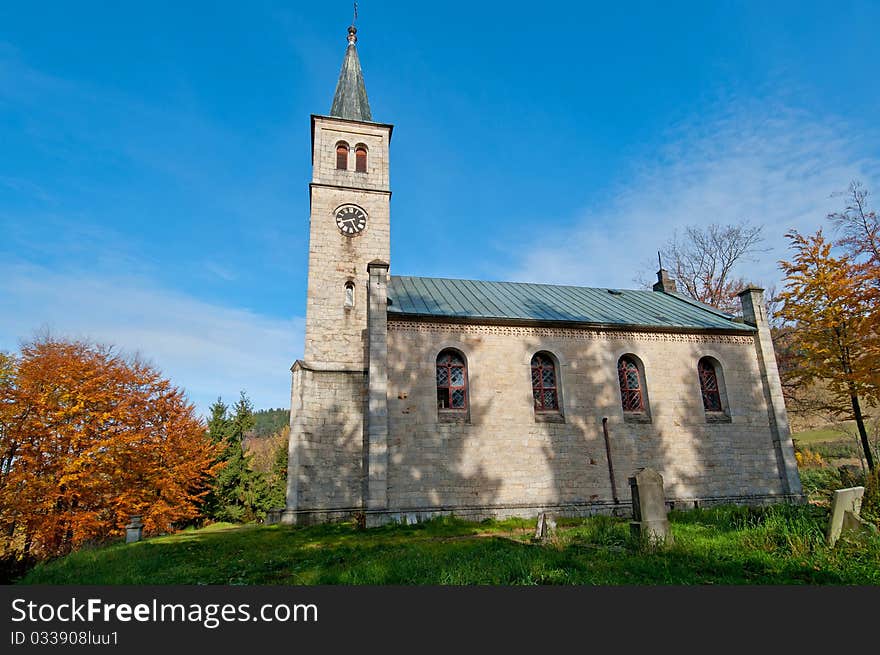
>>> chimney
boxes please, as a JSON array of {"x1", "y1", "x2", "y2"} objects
[
  {"x1": 652, "y1": 268, "x2": 677, "y2": 293},
  {"x1": 738, "y1": 286, "x2": 766, "y2": 327}
]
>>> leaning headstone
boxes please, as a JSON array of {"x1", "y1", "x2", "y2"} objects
[
  {"x1": 125, "y1": 515, "x2": 144, "y2": 544},
  {"x1": 826, "y1": 486, "x2": 878, "y2": 546},
  {"x1": 533, "y1": 512, "x2": 557, "y2": 541},
  {"x1": 629, "y1": 468, "x2": 673, "y2": 546}
]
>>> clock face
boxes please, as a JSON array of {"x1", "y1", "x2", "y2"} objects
[{"x1": 335, "y1": 204, "x2": 368, "y2": 236}]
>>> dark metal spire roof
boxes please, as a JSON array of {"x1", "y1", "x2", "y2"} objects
[{"x1": 330, "y1": 26, "x2": 372, "y2": 122}]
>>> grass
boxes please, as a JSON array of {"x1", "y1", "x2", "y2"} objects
[
  {"x1": 18, "y1": 505, "x2": 880, "y2": 585},
  {"x1": 791, "y1": 422, "x2": 866, "y2": 463},
  {"x1": 791, "y1": 420, "x2": 876, "y2": 507},
  {"x1": 791, "y1": 421, "x2": 857, "y2": 445}
]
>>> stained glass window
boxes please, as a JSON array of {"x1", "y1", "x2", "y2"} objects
[
  {"x1": 699, "y1": 358, "x2": 723, "y2": 412},
  {"x1": 531, "y1": 353, "x2": 559, "y2": 411},
  {"x1": 436, "y1": 350, "x2": 467, "y2": 410},
  {"x1": 618, "y1": 356, "x2": 644, "y2": 412}
]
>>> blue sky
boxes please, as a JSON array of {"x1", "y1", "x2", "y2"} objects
[{"x1": 2, "y1": 1, "x2": 879, "y2": 415}]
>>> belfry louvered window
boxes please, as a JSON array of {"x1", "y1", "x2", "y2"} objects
[
  {"x1": 699, "y1": 358, "x2": 723, "y2": 412},
  {"x1": 436, "y1": 350, "x2": 467, "y2": 410},
  {"x1": 531, "y1": 353, "x2": 559, "y2": 411},
  {"x1": 618, "y1": 356, "x2": 644, "y2": 412}
]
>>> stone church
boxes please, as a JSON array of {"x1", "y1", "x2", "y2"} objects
[{"x1": 282, "y1": 26, "x2": 803, "y2": 526}]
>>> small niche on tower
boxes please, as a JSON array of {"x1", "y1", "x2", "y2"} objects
[{"x1": 344, "y1": 281, "x2": 355, "y2": 308}]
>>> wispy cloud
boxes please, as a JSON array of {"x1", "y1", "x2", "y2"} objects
[
  {"x1": 202, "y1": 261, "x2": 239, "y2": 282},
  {"x1": 503, "y1": 101, "x2": 880, "y2": 291},
  {"x1": 0, "y1": 263, "x2": 303, "y2": 417}
]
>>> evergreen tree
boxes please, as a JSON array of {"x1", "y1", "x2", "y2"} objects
[
  {"x1": 207, "y1": 398, "x2": 230, "y2": 444},
  {"x1": 230, "y1": 392, "x2": 255, "y2": 439},
  {"x1": 202, "y1": 398, "x2": 231, "y2": 519},
  {"x1": 266, "y1": 439, "x2": 289, "y2": 509},
  {"x1": 207, "y1": 392, "x2": 274, "y2": 522}
]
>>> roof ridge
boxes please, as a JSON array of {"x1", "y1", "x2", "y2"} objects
[
  {"x1": 662, "y1": 290, "x2": 740, "y2": 320},
  {"x1": 393, "y1": 273, "x2": 655, "y2": 293}
]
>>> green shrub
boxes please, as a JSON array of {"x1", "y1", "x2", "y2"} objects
[
  {"x1": 799, "y1": 467, "x2": 844, "y2": 503},
  {"x1": 837, "y1": 465, "x2": 866, "y2": 489}
]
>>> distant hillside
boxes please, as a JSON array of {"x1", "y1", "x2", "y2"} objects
[{"x1": 250, "y1": 408, "x2": 290, "y2": 438}]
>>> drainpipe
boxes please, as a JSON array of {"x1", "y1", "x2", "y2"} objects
[{"x1": 602, "y1": 417, "x2": 619, "y2": 505}]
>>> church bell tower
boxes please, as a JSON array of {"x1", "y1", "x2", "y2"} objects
[
  {"x1": 304, "y1": 25, "x2": 392, "y2": 370},
  {"x1": 285, "y1": 24, "x2": 393, "y2": 524}
]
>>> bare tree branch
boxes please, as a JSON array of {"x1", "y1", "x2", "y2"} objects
[
  {"x1": 829, "y1": 180, "x2": 880, "y2": 267},
  {"x1": 655, "y1": 220, "x2": 767, "y2": 312}
]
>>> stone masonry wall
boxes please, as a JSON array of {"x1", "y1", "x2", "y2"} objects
[
  {"x1": 312, "y1": 115, "x2": 390, "y2": 191},
  {"x1": 384, "y1": 320, "x2": 790, "y2": 516},
  {"x1": 286, "y1": 364, "x2": 366, "y2": 518},
  {"x1": 304, "y1": 116, "x2": 391, "y2": 368}
]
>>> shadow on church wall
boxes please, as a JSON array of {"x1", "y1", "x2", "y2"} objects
[
  {"x1": 527, "y1": 334, "x2": 785, "y2": 515},
  {"x1": 382, "y1": 312, "x2": 786, "y2": 520},
  {"x1": 289, "y1": 369, "x2": 368, "y2": 512},
  {"x1": 386, "y1": 332, "x2": 503, "y2": 514},
  {"x1": 291, "y1": 316, "x2": 786, "y2": 521}
]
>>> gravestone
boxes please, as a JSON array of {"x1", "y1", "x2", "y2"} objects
[
  {"x1": 533, "y1": 512, "x2": 557, "y2": 541},
  {"x1": 826, "y1": 486, "x2": 878, "y2": 546},
  {"x1": 629, "y1": 468, "x2": 672, "y2": 546},
  {"x1": 265, "y1": 509, "x2": 282, "y2": 525},
  {"x1": 125, "y1": 515, "x2": 144, "y2": 544}
]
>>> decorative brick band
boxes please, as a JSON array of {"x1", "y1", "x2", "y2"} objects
[{"x1": 387, "y1": 320, "x2": 756, "y2": 345}]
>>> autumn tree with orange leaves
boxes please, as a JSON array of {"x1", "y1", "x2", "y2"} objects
[
  {"x1": 777, "y1": 226, "x2": 878, "y2": 472},
  {"x1": 0, "y1": 336, "x2": 220, "y2": 560}
]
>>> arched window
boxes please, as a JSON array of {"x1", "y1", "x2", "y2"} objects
[
  {"x1": 344, "y1": 281, "x2": 355, "y2": 308},
  {"x1": 355, "y1": 145, "x2": 367, "y2": 173},
  {"x1": 698, "y1": 358, "x2": 723, "y2": 412},
  {"x1": 336, "y1": 142, "x2": 349, "y2": 170},
  {"x1": 618, "y1": 356, "x2": 645, "y2": 412},
  {"x1": 436, "y1": 350, "x2": 467, "y2": 410},
  {"x1": 531, "y1": 352, "x2": 559, "y2": 411}
]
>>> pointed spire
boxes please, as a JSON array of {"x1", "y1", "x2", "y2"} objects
[{"x1": 330, "y1": 25, "x2": 372, "y2": 122}]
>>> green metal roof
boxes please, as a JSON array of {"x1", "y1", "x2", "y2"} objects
[{"x1": 387, "y1": 276, "x2": 755, "y2": 332}]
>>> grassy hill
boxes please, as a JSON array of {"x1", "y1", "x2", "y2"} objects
[
  {"x1": 18, "y1": 505, "x2": 880, "y2": 585},
  {"x1": 790, "y1": 421, "x2": 878, "y2": 505},
  {"x1": 792, "y1": 421, "x2": 858, "y2": 445}
]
